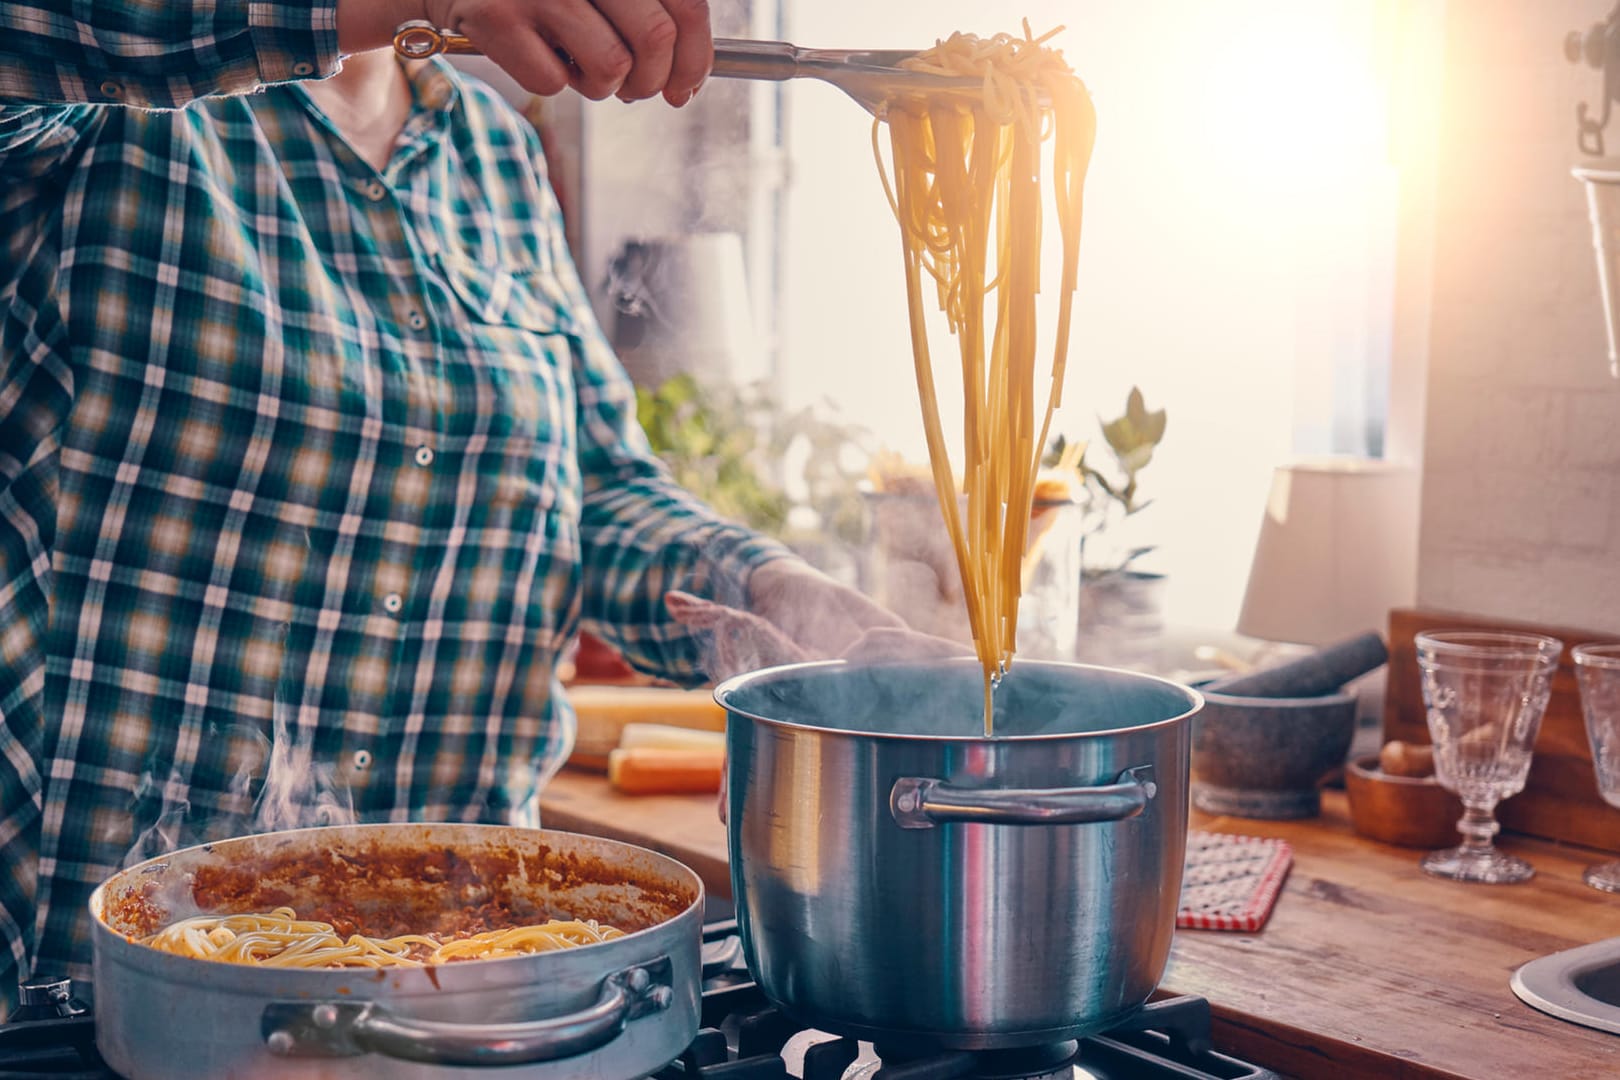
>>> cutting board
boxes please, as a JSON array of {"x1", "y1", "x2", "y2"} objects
[
  {"x1": 566, "y1": 684, "x2": 728, "y2": 771},
  {"x1": 1383, "y1": 608, "x2": 1620, "y2": 854}
]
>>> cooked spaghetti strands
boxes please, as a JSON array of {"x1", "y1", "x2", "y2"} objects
[
  {"x1": 139, "y1": 907, "x2": 626, "y2": 968},
  {"x1": 876, "y1": 25, "x2": 1096, "y2": 734}
]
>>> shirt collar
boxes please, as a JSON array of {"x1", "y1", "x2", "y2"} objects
[
  {"x1": 284, "y1": 53, "x2": 461, "y2": 179},
  {"x1": 407, "y1": 56, "x2": 461, "y2": 115},
  {"x1": 389, "y1": 57, "x2": 460, "y2": 174}
]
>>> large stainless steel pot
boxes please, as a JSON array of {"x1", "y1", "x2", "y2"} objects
[
  {"x1": 714, "y1": 658, "x2": 1202, "y2": 1050},
  {"x1": 90, "y1": 823, "x2": 703, "y2": 1079}
]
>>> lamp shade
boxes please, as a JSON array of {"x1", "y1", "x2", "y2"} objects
[
  {"x1": 1574, "y1": 161, "x2": 1620, "y2": 379},
  {"x1": 1236, "y1": 458, "x2": 1419, "y2": 646}
]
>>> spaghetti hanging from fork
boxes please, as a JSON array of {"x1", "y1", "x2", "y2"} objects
[{"x1": 872, "y1": 25, "x2": 1097, "y2": 735}]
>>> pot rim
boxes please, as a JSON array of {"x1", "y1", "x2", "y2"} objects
[
  {"x1": 713, "y1": 657, "x2": 1203, "y2": 742},
  {"x1": 1198, "y1": 688, "x2": 1357, "y2": 708},
  {"x1": 90, "y1": 823, "x2": 705, "y2": 990}
]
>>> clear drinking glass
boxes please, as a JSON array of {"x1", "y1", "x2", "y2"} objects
[
  {"x1": 1415, "y1": 630, "x2": 1563, "y2": 884},
  {"x1": 1574, "y1": 643, "x2": 1620, "y2": 893}
]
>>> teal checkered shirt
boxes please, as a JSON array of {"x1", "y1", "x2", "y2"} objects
[{"x1": 0, "y1": 1, "x2": 788, "y2": 998}]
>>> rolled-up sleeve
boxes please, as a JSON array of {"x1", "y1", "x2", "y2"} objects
[
  {"x1": 0, "y1": 0, "x2": 341, "y2": 109},
  {"x1": 526, "y1": 155, "x2": 795, "y2": 682}
]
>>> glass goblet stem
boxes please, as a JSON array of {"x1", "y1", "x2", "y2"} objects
[{"x1": 1455, "y1": 800, "x2": 1502, "y2": 856}]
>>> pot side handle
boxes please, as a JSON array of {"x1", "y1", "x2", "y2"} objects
[
  {"x1": 890, "y1": 767, "x2": 1157, "y2": 829},
  {"x1": 260, "y1": 957, "x2": 673, "y2": 1067}
]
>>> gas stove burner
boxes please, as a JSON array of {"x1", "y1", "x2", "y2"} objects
[
  {"x1": 0, "y1": 919, "x2": 1279, "y2": 1080},
  {"x1": 847, "y1": 1038, "x2": 1081, "y2": 1080},
  {"x1": 664, "y1": 926, "x2": 1280, "y2": 1080}
]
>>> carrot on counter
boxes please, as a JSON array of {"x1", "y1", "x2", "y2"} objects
[{"x1": 607, "y1": 746, "x2": 725, "y2": 795}]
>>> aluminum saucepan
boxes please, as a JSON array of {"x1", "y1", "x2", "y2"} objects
[
  {"x1": 90, "y1": 823, "x2": 703, "y2": 1079},
  {"x1": 715, "y1": 658, "x2": 1202, "y2": 1050}
]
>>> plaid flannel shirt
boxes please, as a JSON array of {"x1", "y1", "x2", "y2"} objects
[{"x1": 0, "y1": 1, "x2": 789, "y2": 999}]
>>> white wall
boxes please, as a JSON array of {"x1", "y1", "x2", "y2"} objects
[{"x1": 1415, "y1": 0, "x2": 1620, "y2": 634}]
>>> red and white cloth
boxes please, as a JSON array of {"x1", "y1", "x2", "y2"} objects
[{"x1": 1176, "y1": 831, "x2": 1294, "y2": 932}]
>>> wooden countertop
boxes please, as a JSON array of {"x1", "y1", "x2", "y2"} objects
[{"x1": 539, "y1": 768, "x2": 1620, "y2": 1079}]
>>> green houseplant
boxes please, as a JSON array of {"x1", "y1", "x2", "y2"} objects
[
  {"x1": 1046, "y1": 386, "x2": 1168, "y2": 580},
  {"x1": 1046, "y1": 386, "x2": 1169, "y2": 666},
  {"x1": 576, "y1": 373, "x2": 871, "y2": 683},
  {"x1": 634, "y1": 372, "x2": 873, "y2": 551}
]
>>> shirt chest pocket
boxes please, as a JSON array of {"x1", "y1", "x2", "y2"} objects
[{"x1": 431, "y1": 252, "x2": 579, "y2": 450}]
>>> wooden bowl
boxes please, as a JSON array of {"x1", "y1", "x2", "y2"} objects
[{"x1": 1343, "y1": 752, "x2": 1465, "y2": 848}]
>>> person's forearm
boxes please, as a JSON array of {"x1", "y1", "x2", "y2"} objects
[
  {"x1": 0, "y1": 1, "x2": 343, "y2": 110},
  {"x1": 578, "y1": 472, "x2": 795, "y2": 684}
]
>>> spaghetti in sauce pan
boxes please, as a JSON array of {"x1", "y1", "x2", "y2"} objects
[{"x1": 95, "y1": 822, "x2": 699, "y2": 970}]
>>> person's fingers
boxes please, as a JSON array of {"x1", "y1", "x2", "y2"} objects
[
  {"x1": 659, "y1": 0, "x2": 713, "y2": 105},
  {"x1": 427, "y1": 0, "x2": 707, "y2": 102},
  {"x1": 745, "y1": 559, "x2": 910, "y2": 657},
  {"x1": 457, "y1": 21, "x2": 573, "y2": 97},
  {"x1": 926, "y1": 542, "x2": 962, "y2": 602},
  {"x1": 533, "y1": 0, "x2": 635, "y2": 100},
  {"x1": 666, "y1": 590, "x2": 810, "y2": 679},
  {"x1": 590, "y1": 0, "x2": 678, "y2": 101},
  {"x1": 664, "y1": 589, "x2": 729, "y2": 629}
]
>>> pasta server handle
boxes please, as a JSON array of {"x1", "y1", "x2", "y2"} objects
[{"x1": 391, "y1": 22, "x2": 986, "y2": 115}]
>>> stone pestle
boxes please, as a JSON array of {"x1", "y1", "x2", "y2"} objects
[{"x1": 1201, "y1": 631, "x2": 1389, "y2": 699}]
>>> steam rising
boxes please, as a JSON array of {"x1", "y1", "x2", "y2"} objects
[
  {"x1": 123, "y1": 630, "x2": 354, "y2": 869},
  {"x1": 254, "y1": 700, "x2": 354, "y2": 834},
  {"x1": 724, "y1": 658, "x2": 1196, "y2": 739},
  {"x1": 666, "y1": 587, "x2": 973, "y2": 688}
]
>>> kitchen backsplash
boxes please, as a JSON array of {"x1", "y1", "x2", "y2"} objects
[{"x1": 1416, "y1": 0, "x2": 1620, "y2": 634}]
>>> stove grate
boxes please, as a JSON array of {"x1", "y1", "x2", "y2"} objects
[{"x1": 0, "y1": 920, "x2": 1280, "y2": 1080}]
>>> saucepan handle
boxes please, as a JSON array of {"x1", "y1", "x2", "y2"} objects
[
  {"x1": 261, "y1": 957, "x2": 673, "y2": 1066},
  {"x1": 889, "y1": 766, "x2": 1157, "y2": 829}
]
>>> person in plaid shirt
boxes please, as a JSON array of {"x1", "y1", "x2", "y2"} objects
[{"x1": 0, "y1": 0, "x2": 904, "y2": 1008}]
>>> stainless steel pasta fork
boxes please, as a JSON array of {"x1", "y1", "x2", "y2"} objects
[{"x1": 390, "y1": 22, "x2": 985, "y2": 116}]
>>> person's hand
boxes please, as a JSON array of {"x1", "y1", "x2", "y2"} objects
[
  {"x1": 663, "y1": 589, "x2": 809, "y2": 680},
  {"x1": 665, "y1": 559, "x2": 972, "y2": 684},
  {"x1": 743, "y1": 558, "x2": 904, "y2": 658},
  {"x1": 419, "y1": 0, "x2": 713, "y2": 105},
  {"x1": 666, "y1": 566, "x2": 969, "y2": 826}
]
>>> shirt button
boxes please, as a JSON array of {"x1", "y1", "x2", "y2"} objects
[
  {"x1": 365, "y1": 180, "x2": 387, "y2": 201},
  {"x1": 100, "y1": 81, "x2": 123, "y2": 98},
  {"x1": 351, "y1": 749, "x2": 373, "y2": 771},
  {"x1": 292, "y1": 62, "x2": 315, "y2": 76},
  {"x1": 383, "y1": 593, "x2": 404, "y2": 614},
  {"x1": 406, "y1": 310, "x2": 428, "y2": 331},
  {"x1": 414, "y1": 446, "x2": 435, "y2": 467}
]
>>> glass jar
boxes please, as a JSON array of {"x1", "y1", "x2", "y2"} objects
[{"x1": 859, "y1": 489, "x2": 1082, "y2": 662}]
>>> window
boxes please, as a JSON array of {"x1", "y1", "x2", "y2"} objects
[
  {"x1": 548, "y1": 0, "x2": 1435, "y2": 632},
  {"x1": 771, "y1": 0, "x2": 1421, "y2": 628}
]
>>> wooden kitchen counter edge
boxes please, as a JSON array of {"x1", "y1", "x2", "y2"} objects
[{"x1": 538, "y1": 767, "x2": 1620, "y2": 1080}]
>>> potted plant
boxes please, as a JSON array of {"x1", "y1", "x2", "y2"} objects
[
  {"x1": 634, "y1": 372, "x2": 873, "y2": 556},
  {"x1": 634, "y1": 372, "x2": 793, "y2": 537},
  {"x1": 1046, "y1": 387, "x2": 1169, "y2": 665},
  {"x1": 568, "y1": 373, "x2": 875, "y2": 683}
]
